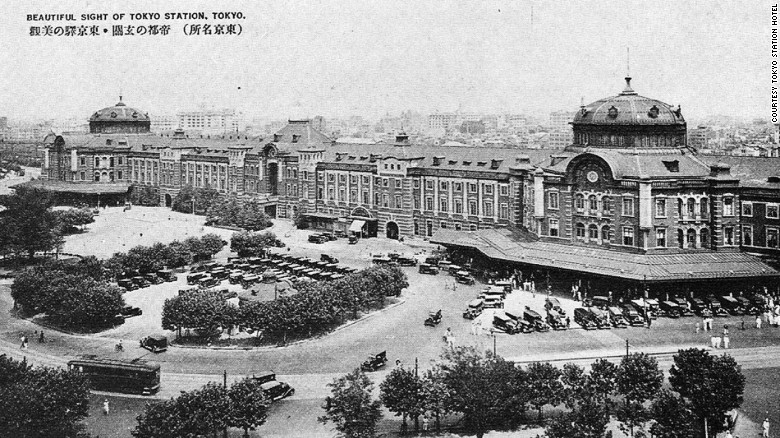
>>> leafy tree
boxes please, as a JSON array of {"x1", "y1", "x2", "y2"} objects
[
  {"x1": 199, "y1": 233, "x2": 227, "y2": 258},
  {"x1": 668, "y1": 348, "x2": 745, "y2": 437},
  {"x1": 56, "y1": 278, "x2": 125, "y2": 328},
  {"x1": 0, "y1": 186, "x2": 63, "y2": 259},
  {"x1": 560, "y1": 363, "x2": 588, "y2": 410},
  {"x1": 649, "y1": 389, "x2": 699, "y2": 438},
  {"x1": 421, "y1": 367, "x2": 452, "y2": 433},
  {"x1": 162, "y1": 288, "x2": 233, "y2": 337},
  {"x1": 589, "y1": 358, "x2": 618, "y2": 413},
  {"x1": 319, "y1": 368, "x2": 383, "y2": 438},
  {"x1": 55, "y1": 208, "x2": 94, "y2": 234},
  {"x1": 133, "y1": 382, "x2": 231, "y2": 438},
  {"x1": 616, "y1": 353, "x2": 664, "y2": 437},
  {"x1": 230, "y1": 230, "x2": 279, "y2": 257},
  {"x1": 380, "y1": 366, "x2": 425, "y2": 433},
  {"x1": 128, "y1": 185, "x2": 160, "y2": 206},
  {"x1": 227, "y1": 378, "x2": 271, "y2": 437},
  {"x1": 544, "y1": 397, "x2": 610, "y2": 438},
  {"x1": 525, "y1": 361, "x2": 563, "y2": 422},
  {"x1": 0, "y1": 354, "x2": 91, "y2": 438}
]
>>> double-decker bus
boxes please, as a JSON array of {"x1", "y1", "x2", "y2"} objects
[{"x1": 67, "y1": 356, "x2": 161, "y2": 395}]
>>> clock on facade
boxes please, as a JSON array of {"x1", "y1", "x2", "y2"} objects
[{"x1": 587, "y1": 170, "x2": 599, "y2": 183}]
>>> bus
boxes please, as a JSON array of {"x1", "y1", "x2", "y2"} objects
[{"x1": 67, "y1": 356, "x2": 161, "y2": 395}]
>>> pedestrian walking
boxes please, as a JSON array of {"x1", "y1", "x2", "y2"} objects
[
  {"x1": 21, "y1": 335, "x2": 28, "y2": 350},
  {"x1": 711, "y1": 334, "x2": 718, "y2": 349},
  {"x1": 695, "y1": 322, "x2": 700, "y2": 334},
  {"x1": 723, "y1": 326, "x2": 730, "y2": 349},
  {"x1": 470, "y1": 319, "x2": 478, "y2": 336},
  {"x1": 38, "y1": 331, "x2": 45, "y2": 343},
  {"x1": 714, "y1": 335, "x2": 722, "y2": 349},
  {"x1": 422, "y1": 414, "x2": 430, "y2": 432},
  {"x1": 102, "y1": 399, "x2": 110, "y2": 416},
  {"x1": 763, "y1": 418, "x2": 770, "y2": 437},
  {"x1": 565, "y1": 316, "x2": 571, "y2": 329},
  {"x1": 757, "y1": 315, "x2": 763, "y2": 329}
]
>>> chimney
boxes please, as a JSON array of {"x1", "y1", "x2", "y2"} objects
[
  {"x1": 490, "y1": 159, "x2": 502, "y2": 169},
  {"x1": 709, "y1": 162, "x2": 731, "y2": 177},
  {"x1": 173, "y1": 128, "x2": 185, "y2": 139},
  {"x1": 395, "y1": 132, "x2": 410, "y2": 145},
  {"x1": 515, "y1": 155, "x2": 530, "y2": 165}
]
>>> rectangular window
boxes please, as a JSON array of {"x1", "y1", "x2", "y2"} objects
[
  {"x1": 454, "y1": 199, "x2": 463, "y2": 214},
  {"x1": 414, "y1": 197, "x2": 421, "y2": 209},
  {"x1": 117, "y1": 170, "x2": 122, "y2": 180},
  {"x1": 362, "y1": 175, "x2": 370, "y2": 184},
  {"x1": 425, "y1": 180, "x2": 434, "y2": 190},
  {"x1": 768, "y1": 228, "x2": 779, "y2": 248},
  {"x1": 655, "y1": 198, "x2": 667, "y2": 218},
  {"x1": 440, "y1": 198, "x2": 448, "y2": 212},
  {"x1": 455, "y1": 223, "x2": 462, "y2": 231},
  {"x1": 724, "y1": 226, "x2": 735, "y2": 245},
  {"x1": 499, "y1": 184, "x2": 509, "y2": 196},
  {"x1": 339, "y1": 189, "x2": 345, "y2": 201},
  {"x1": 424, "y1": 196, "x2": 434, "y2": 211},
  {"x1": 328, "y1": 188, "x2": 335, "y2": 200},
  {"x1": 362, "y1": 191, "x2": 369, "y2": 205},
  {"x1": 741, "y1": 202, "x2": 753, "y2": 217},
  {"x1": 743, "y1": 225, "x2": 753, "y2": 246},
  {"x1": 80, "y1": 157, "x2": 86, "y2": 166},
  {"x1": 470, "y1": 224, "x2": 478, "y2": 231},
  {"x1": 484, "y1": 201, "x2": 494, "y2": 217},
  {"x1": 395, "y1": 195, "x2": 402, "y2": 208},
  {"x1": 575, "y1": 195, "x2": 585, "y2": 211},
  {"x1": 80, "y1": 171, "x2": 85, "y2": 180},
  {"x1": 499, "y1": 203, "x2": 509, "y2": 219},
  {"x1": 383, "y1": 178, "x2": 389, "y2": 187},
  {"x1": 468, "y1": 200, "x2": 478, "y2": 216},
  {"x1": 375, "y1": 193, "x2": 381, "y2": 205},
  {"x1": 454, "y1": 182, "x2": 463, "y2": 192},
  {"x1": 622, "y1": 197, "x2": 635, "y2": 216},
  {"x1": 484, "y1": 184, "x2": 494, "y2": 195},
  {"x1": 375, "y1": 177, "x2": 382, "y2": 186},
  {"x1": 723, "y1": 197, "x2": 734, "y2": 216},
  {"x1": 656, "y1": 229, "x2": 667, "y2": 247},
  {"x1": 117, "y1": 157, "x2": 123, "y2": 165},
  {"x1": 767, "y1": 204, "x2": 779, "y2": 219},
  {"x1": 395, "y1": 179, "x2": 402, "y2": 189},
  {"x1": 328, "y1": 173, "x2": 335, "y2": 182},
  {"x1": 350, "y1": 190, "x2": 357, "y2": 202},
  {"x1": 413, "y1": 179, "x2": 420, "y2": 188},
  {"x1": 383, "y1": 194, "x2": 389, "y2": 207},
  {"x1": 622, "y1": 227, "x2": 635, "y2": 246},
  {"x1": 549, "y1": 192, "x2": 559, "y2": 210},
  {"x1": 339, "y1": 174, "x2": 346, "y2": 183},
  {"x1": 440, "y1": 181, "x2": 449, "y2": 191},
  {"x1": 318, "y1": 172, "x2": 324, "y2": 181},
  {"x1": 549, "y1": 219, "x2": 559, "y2": 237},
  {"x1": 468, "y1": 183, "x2": 477, "y2": 193},
  {"x1": 317, "y1": 187, "x2": 324, "y2": 199},
  {"x1": 440, "y1": 221, "x2": 448, "y2": 229},
  {"x1": 350, "y1": 175, "x2": 357, "y2": 184}
]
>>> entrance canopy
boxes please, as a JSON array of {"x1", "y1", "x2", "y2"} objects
[
  {"x1": 431, "y1": 228, "x2": 780, "y2": 283},
  {"x1": 349, "y1": 220, "x2": 366, "y2": 233}
]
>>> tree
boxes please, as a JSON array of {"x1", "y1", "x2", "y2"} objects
[
  {"x1": 133, "y1": 382, "x2": 231, "y2": 438},
  {"x1": 227, "y1": 378, "x2": 271, "y2": 437},
  {"x1": 56, "y1": 278, "x2": 125, "y2": 328},
  {"x1": 0, "y1": 354, "x2": 91, "y2": 438},
  {"x1": 56, "y1": 208, "x2": 94, "y2": 234},
  {"x1": 380, "y1": 366, "x2": 425, "y2": 433},
  {"x1": 421, "y1": 367, "x2": 452, "y2": 433},
  {"x1": 616, "y1": 353, "x2": 664, "y2": 437},
  {"x1": 668, "y1": 348, "x2": 745, "y2": 437},
  {"x1": 162, "y1": 288, "x2": 233, "y2": 338},
  {"x1": 128, "y1": 184, "x2": 160, "y2": 206},
  {"x1": 588, "y1": 358, "x2": 618, "y2": 414},
  {"x1": 544, "y1": 397, "x2": 610, "y2": 438},
  {"x1": 230, "y1": 230, "x2": 279, "y2": 257},
  {"x1": 319, "y1": 368, "x2": 383, "y2": 438},
  {"x1": 171, "y1": 185, "x2": 220, "y2": 214},
  {"x1": 0, "y1": 186, "x2": 63, "y2": 259},
  {"x1": 525, "y1": 361, "x2": 563, "y2": 422},
  {"x1": 649, "y1": 389, "x2": 699, "y2": 438}
]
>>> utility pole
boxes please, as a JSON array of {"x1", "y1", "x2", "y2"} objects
[
  {"x1": 493, "y1": 334, "x2": 497, "y2": 357},
  {"x1": 625, "y1": 339, "x2": 629, "y2": 357}
]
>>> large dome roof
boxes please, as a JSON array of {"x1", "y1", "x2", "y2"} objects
[
  {"x1": 89, "y1": 98, "x2": 149, "y2": 122},
  {"x1": 572, "y1": 78, "x2": 685, "y2": 126}
]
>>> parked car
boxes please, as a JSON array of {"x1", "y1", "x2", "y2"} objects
[
  {"x1": 630, "y1": 299, "x2": 654, "y2": 319},
  {"x1": 372, "y1": 255, "x2": 394, "y2": 265},
  {"x1": 308, "y1": 233, "x2": 328, "y2": 244},
  {"x1": 608, "y1": 306, "x2": 629, "y2": 328},
  {"x1": 139, "y1": 335, "x2": 168, "y2": 353},
  {"x1": 523, "y1": 308, "x2": 550, "y2": 332},
  {"x1": 621, "y1": 304, "x2": 645, "y2": 326},
  {"x1": 495, "y1": 281, "x2": 513, "y2": 294},
  {"x1": 544, "y1": 297, "x2": 566, "y2": 317},
  {"x1": 505, "y1": 311, "x2": 535, "y2": 333},
  {"x1": 659, "y1": 300, "x2": 681, "y2": 318},
  {"x1": 590, "y1": 295, "x2": 610, "y2": 309},
  {"x1": 424, "y1": 256, "x2": 441, "y2": 266},
  {"x1": 321, "y1": 232, "x2": 338, "y2": 241},
  {"x1": 455, "y1": 271, "x2": 476, "y2": 285},
  {"x1": 671, "y1": 297, "x2": 693, "y2": 316},
  {"x1": 645, "y1": 299, "x2": 661, "y2": 318},
  {"x1": 463, "y1": 299, "x2": 484, "y2": 319},
  {"x1": 210, "y1": 268, "x2": 229, "y2": 280},
  {"x1": 261, "y1": 380, "x2": 295, "y2": 401},
  {"x1": 482, "y1": 295, "x2": 504, "y2": 309},
  {"x1": 120, "y1": 305, "x2": 143, "y2": 318},
  {"x1": 397, "y1": 255, "x2": 417, "y2": 267},
  {"x1": 736, "y1": 296, "x2": 755, "y2": 315},
  {"x1": 574, "y1": 307, "x2": 598, "y2": 330},
  {"x1": 198, "y1": 275, "x2": 220, "y2": 288},
  {"x1": 418, "y1": 263, "x2": 439, "y2": 275},
  {"x1": 588, "y1": 307, "x2": 611, "y2": 329},
  {"x1": 705, "y1": 295, "x2": 728, "y2": 317},
  {"x1": 131, "y1": 276, "x2": 151, "y2": 289},
  {"x1": 156, "y1": 269, "x2": 177, "y2": 282},
  {"x1": 493, "y1": 313, "x2": 520, "y2": 334},
  {"x1": 447, "y1": 264, "x2": 462, "y2": 275},
  {"x1": 228, "y1": 271, "x2": 244, "y2": 284},
  {"x1": 187, "y1": 272, "x2": 207, "y2": 285},
  {"x1": 251, "y1": 371, "x2": 277, "y2": 385},
  {"x1": 689, "y1": 297, "x2": 708, "y2": 316},
  {"x1": 546, "y1": 310, "x2": 567, "y2": 330},
  {"x1": 321, "y1": 254, "x2": 339, "y2": 264},
  {"x1": 117, "y1": 278, "x2": 137, "y2": 291},
  {"x1": 424, "y1": 310, "x2": 442, "y2": 327},
  {"x1": 143, "y1": 273, "x2": 164, "y2": 285},
  {"x1": 718, "y1": 295, "x2": 744, "y2": 316},
  {"x1": 348, "y1": 235, "x2": 359, "y2": 244},
  {"x1": 360, "y1": 351, "x2": 387, "y2": 372}
]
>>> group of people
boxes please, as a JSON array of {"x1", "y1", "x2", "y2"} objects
[{"x1": 19, "y1": 331, "x2": 46, "y2": 350}]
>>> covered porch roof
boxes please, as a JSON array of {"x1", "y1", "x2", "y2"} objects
[
  {"x1": 431, "y1": 228, "x2": 780, "y2": 282},
  {"x1": 11, "y1": 180, "x2": 130, "y2": 195}
]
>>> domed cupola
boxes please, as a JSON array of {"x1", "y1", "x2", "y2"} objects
[
  {"x1": 89, "y1": 96, "x2": 151, "y2": 134},
  {"x1": 568, "y1": 77, "x2": 687, "y2": 151}
]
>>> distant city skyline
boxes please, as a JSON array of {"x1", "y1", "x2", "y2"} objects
[{"x1": 0, "y1": 0, "x2": 770, "y2": 122}]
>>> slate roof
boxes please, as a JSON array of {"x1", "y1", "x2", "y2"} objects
[
  {"x1": 12, "y1": 180, "x2": 130, "y2": 194},
  {"x1": 542, "y1": 149, "x2": 711, "y2": 180},
  {"x1": 431, "y1": 228, "x2": 780, "y2": 282},
  {"x1": 573, "y1": 78, "x2": 685, "y2": 126},
  {"x1": 89, "y1": 100, "x2": 150, "y2": 122},
  {"x1": 700, "y1": 155, "x2": 780, "y2": 189}
]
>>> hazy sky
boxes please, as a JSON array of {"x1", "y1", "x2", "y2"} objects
[{"x1": 0, "y1": 0, "x2": 771, "y2": 122}]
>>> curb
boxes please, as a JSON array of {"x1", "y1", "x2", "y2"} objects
[{"x1": 169, "y1": 298, "x2": 407, "y2": 351}]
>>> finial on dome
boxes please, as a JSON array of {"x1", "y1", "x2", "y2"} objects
[{"x1": 621, "y1": 76, "x2": 637, "y2": 95}]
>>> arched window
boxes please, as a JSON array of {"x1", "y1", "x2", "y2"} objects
[
  {"x1": 700, "y1": 198, "x2": 708, "y2": 217},
  {"x1": 575, "y1": 223, "x2": 586, "y2": 238},
  {"x1": 588, "y1": 195, "x2": 598, "y2": 212},
  {"x1": 601, "y1": 226, "x2": 611, "y2": 241},
  {"x1": 601, "y1": 196, "x2": 611, "y2": 214},
  {"x1": 677, "y1": 199, "x2": 683, "y2": 218},
  {"x1": 700, "y1": 228, "x2": 710, "y2": 248},
  {"x1": 686, "y1": 229, "x2": 697, "y2": 248},
  {"x1": 588, "y1": 224, "x2": 599, "y2": 239},
  {"x1": 686, "y1": 198, "x2": 696, "y2": 217},
  {"x1": 95, "y1": 157, "x2": 100, "y2": 167},
  {"x1": 575, "y1": 194, "x2": 585, "y2": 211}
]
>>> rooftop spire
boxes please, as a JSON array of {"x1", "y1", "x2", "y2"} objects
[{"x1": 621, "y1": 48, "x2": 637, "y2": 95}]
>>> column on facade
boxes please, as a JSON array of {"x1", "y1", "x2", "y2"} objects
[
  {"x1": 639, "y1": 181, "x2": 652, "y2": 250},
  {"x1": 434, "y1": 176, "x2": 439, "y2": 214},
  {"x1": 448, "y1": 178, "x2": 454, "y2": 218},
  {"x1": 533, "y1": 170, "x2": 544, "y2": 235},
  {"x1": 493, "y1": 182, "x2": 498, "y2": 220}
]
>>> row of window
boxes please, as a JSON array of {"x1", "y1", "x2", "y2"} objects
[
  {"x1": 79, "y1": 156, "x2": 124, "y2": 167},
  {"x1": 78, "y1": 171, "x2": 122, "y2": 181},
  {"x1": 555, "y1": 193, "x2": 721, "y2": 219},
  {"x1": 563, "y1": 221, "x2": 714, "y2": 248},
  {"x1": 413, "y1": 220, "x2": 479, "y2": 236},
  {"x1": 742, "y1": 202, "x2": 780, "y2": 219},
  {"x1": 742, "y1": 226, "x2": 780, "y2": 248}
]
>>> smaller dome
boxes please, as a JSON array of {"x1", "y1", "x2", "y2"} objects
[
  {"x1": 573, "y1": 78, "x2": 685, "y2": 126},
  {"x1": 89, "y1": 97, "x2": 149, "y2": 122}
]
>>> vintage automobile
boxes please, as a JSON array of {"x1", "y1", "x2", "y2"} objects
[
  {"x1": 671, "y1": 297, "x2": 693, "y2": 316},
  {"x1": 447, "y1": 264, "x2": 462, "y2": 275},
  {"x1": 321, "y1": 254, "x2": 339, "y2": 264},
  {"x1": 261, "y1": 380, "x2": 295, "y2": 401},
  {"x1": 131, "y1": 276, "x2": 151, "y2": 289},
  {"x1": 117, "y1": 278, "x2": 137, "y2": 291},
  {"x1": 157, "y1": 269, "x2": 177, "y2": 282},
  {"x1": 546, "y1": 310, "x2": 567, "y2": 330},
  {"x1": 504, "y1": 311, "x2": 535, "y2": 333},
  {"x1": 463, "y1": 299, "x2": 484, "y2": 319},
  {"x1": 241, "y1": 274, "x2": 260, "y2": 288},
  {"x1": 620, "y1": 304, "x2": 646, "y2": 326},
  {"x1": 718, "y1": 295, "x2": 744, "y2": 316},
  {"x1": 688, "y1": 297, "x2": 708, "y2": 316},
  {"x1": 228, "y1": 271, "x2": 244, "y2": 284},
  {"x1": 523, "y1": 308, "x2": 550, "y2": 332},
  {"x1": 588, "y1": 307, "x2": 611, "y2": 329},
  {"x1": 705, "y1": 295, "x2": 728, "y2": 317},
  {"x1": 481, "y1": 286, "x2": 507, "y2": 299},
  {"x1": 645, "y1": 299, "x2": 661, "y2": 319},
  {"x1": 201, "y1": 262, "x2": 221, "y2": 272},
  {"x1": 455, "y1": 271, "x2": 476, "y2": 285},
  {"x1": 544, "y1": 297, "x2": 566, "y2": 317},
  {"x1": 574, "y1": 307, "x2": 598, "y2": 330},
  {"x1": 492, "y1": 313, "x2": 520, "y2": 334},
  {"x1": 120, "y1": 305, "x2": 143, "y2": 318},
  {"x1": 210, "y1": 268, "x2": 229, "y2": 280},
  {"x1": 321, "y1": 232, "x2": 338, "y2": 241},
  {"x1": 308, "y1": 233, "x2": 328, "y2": 244},
  {"x1": 590, "y1": 295, "x2": 611, "y2": 309},
  {"x1": 198, "y1": 275, "x2": 220, "y2": 288},
  {"x1": 251, "y1": 371, "x2": 277, "y2": 384},
  {"x1": 418, "y1": 263, "x2": 439, "y2": 275},
  {"x1": 659, "y1": 300, "x2": 681, "y2": 318},
  {"x1": 630, "y1": 299, "x2": 654, "y2": 319},
  {"x1": 360, "y1": 351, "x2": 387, "y2": 372},
  {"x1": 348, "y1": 235, "x2": 359, "y2": 244},
  {"x1": 139, "y1": 335, "x2": 168, "y2": 353},
  {"x1": 143, "y1": 273, "x2": 164, "y2": 285},
  {"x1": 372, "y1": 255, "x2": 395, "y2": 266},
  {"x1": 397, "y1": 255, "x2": 417, "y2": 267},
  {"x1": 482, "y1": 295, "x2": 504, "y2": 309},
  {"x1": 607, "y1": 306, "x2": 629, "y2": 328},
  {"x1": 187, "y1": 272, "x2": 207, "y2": 285},
  {"x1": 424, "y1": 256, "x2": 441, "y2": 266},
  {"x1": 494, "y1": 280, "x2": 513, "y2": 294},
  {"x1": 424, "y1": 310, "x2": 443, "y2": 327}
]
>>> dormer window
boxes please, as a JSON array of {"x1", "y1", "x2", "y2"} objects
[
  {"x1": 110, "y1": 111, "x2": 117, "y2": 118},
  {"x1": 769, "y1": 176, "x2": 780, "y2": 183},
  {"x1": 662, "y1": 160, "x2": 679, "y2": 173},
  {"x1": 648, "y1": 105, "x2": 660, "y2": 118},
  {"x1": 273, "y1": 134, "x2": 282, "y2": 142},
  {"x1": 476, "y1": 161, "x2": 486, "y2": 167},
  {"x1": 132, "y1": 112, "x2": 138, "y2": 119},
  {"x1": 607, "y1": 106, "x2": 618, "y2": 119},
  {"x1": 463, "y1": 161, "x2": 471, "y2": 166},
  {"x1": 291, "y1": 134, "x2": 300, "y2": 143}
]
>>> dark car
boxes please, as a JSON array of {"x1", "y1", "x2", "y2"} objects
[
  {"x1": 139, "y1": 335, "x2": 168, "y2": 353},
  {"x1": 372, "y1": 255, "x2": 394, "y2": 265},
  {"x1": 143, "y1": 273, "x2": 164, "y2": 285},
  {"x1": 157, "y1": 269, "x2": 177, "y2": 282},
  {"x1": 210, "y1": 268, "x2": 229, "y2": 280},
  {"x1": 705, "y1": 295, "x2": 728, "y2": 317},
  {"x1": 645, "y1": 299, "x2": 660, "y2": 319},
  {"x1": 608, "y1": 306, "x2": 629, "y2": 328},
  {"x1": 348, "y1": 235, "x2": 359, "y2": 244},
  {"x1": 261, "y1": 380, "x2": 295, "y2": 401},
  {"x1": 689, "y1": 297, "x2": 708, "y2": 316},
  {"x1": 544, "y1": 297, "x2": 566, "y2": 317},
  {"x1": 621, "y1": 304, "x2": 645, "y2": 326},
  {"x1": 198, "y1": 275, "x2": 220, "y2": 288},
  {"x1": 455, "y1": 271, "x2": 476, "y2": 285},
  {"x1": 718, "y1": 296, "x2": 744, "y2": 316},
  {"x1": 524, "y1": 308, "x2": 550, "y2": 332},
  {"x1": 463, "y1": 299, "x2": 484, "y2": 319},
  {"x1": 418, "y1": 263, "x2": 439, "y2": 275},
  {"x1": 546, "y1": 310, "x2": 567, "y2": 330},
  {"x1": 308, "y1": 233, "x2": 328, "y2": 244},
  {"x1": 120, "y1": 305, "x2": 143, "y2": 318},
  {"x1": 397, "y1": 255, "x2": 417, "y2": 267},
  {"x1": 505, "y1": 311, "x2": 534, "y2": 333},
  {"x1": 630, "y1": 299, "x2": 654, "y2": 320},
  {"x1": 251, "y1": 371, "x2": 277, "y2": 384},
  {"x1": 131, "y1": 276, "x2": 151, "y2": 289},
  {"x1": 321, "y1": 232, "x2": 338, "y2": 241},
  {"x1": 117, "y1": 278, "x2": 137, "y2": 291},
  {"x1": 187, "y1": 272, "x2": 207, "y2": 285},
  {"x1": 493, "y1": 313, "x2": 520, "y2": 334},
  {"x1": 659, "y1": 300, "x2": 681, "y2": 318},
  {"x1": 321, "y1": 254, "x2": 339, "y2": 264},
  {"x1": 424, "y1": 256, "x2": 441, "y2": 266},
  {"x1": 588, "y1": 307, "x2": 611, "y2": 329},
  {"x1": 736, "y1": 296, "x2": 754, "y2": 315},
  {"x1": 424, "y1": 310, "x2": 442, "y2": 327},
  {"x1": 360, "y1": 351, "x2": 387, "y2": 372},
  {"x1": 574, "y1": 307, "x2": 598, "y2": 330},
  {"x1": 590, "y1": 295, "x2": 610, "y2": 309},
  {"x1": 671, "y1": 297, "x2": 693, "y2": 316}
]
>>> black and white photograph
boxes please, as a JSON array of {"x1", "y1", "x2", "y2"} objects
[{"x1": 0, "y1": 1, "x2": 778, "y2": 437}]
